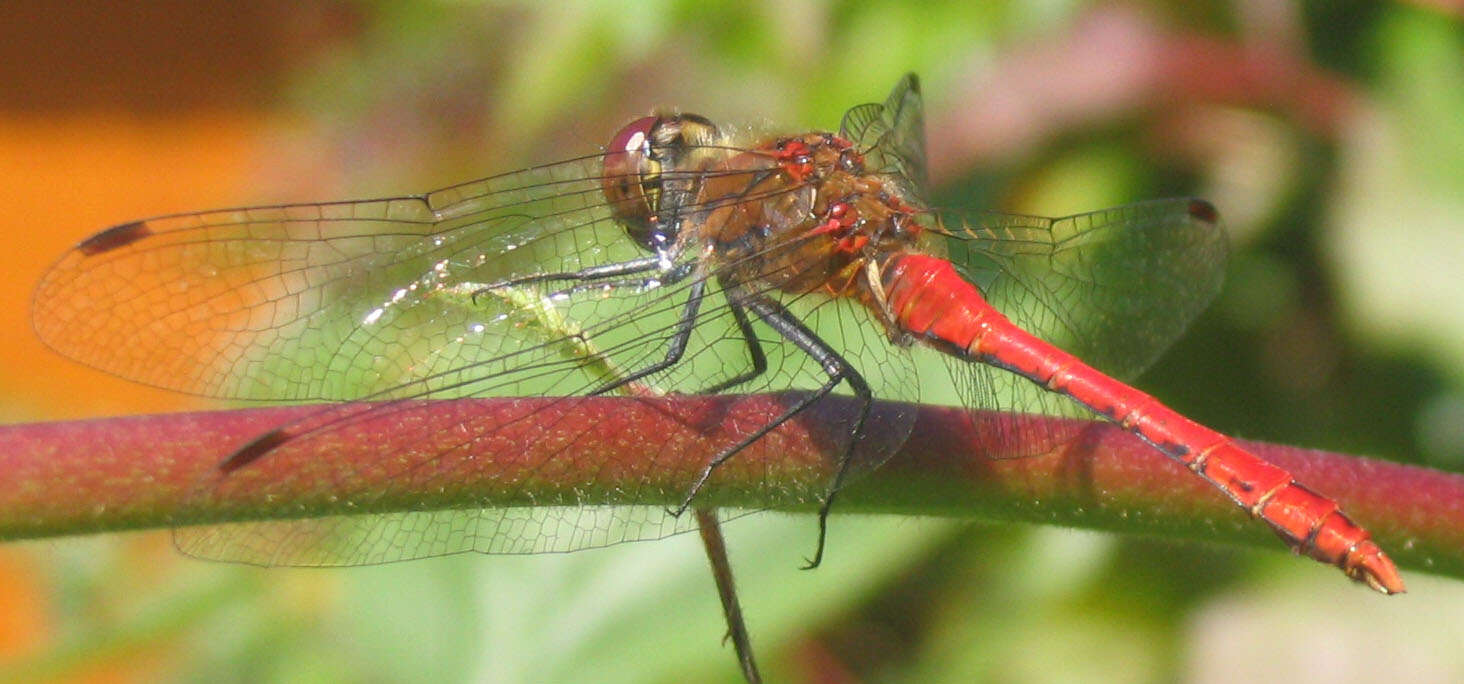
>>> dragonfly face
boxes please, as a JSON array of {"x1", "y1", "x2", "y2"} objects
[{"x1": 600, "y1": 112, "x2": 722, "y2": 258}]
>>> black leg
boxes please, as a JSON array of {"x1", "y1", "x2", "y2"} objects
[
  {"x1": 498, "y1": 254, "x2": 665, "y2": 287},
  {"x1": 698, "y1": 296, "x2": 768, "y2": 394},
  {"x1": 802, "y1": 390, "x2": 871, "y2": 569},
  {"x1": 671, "y1": 292, "x2": 873, "y2": 571},
  {"x1": 672, "y1": 361, "x2": 845, "y2": 516},
  {"x1": 471, "y1": 254, "x2": 668, "y2": 303},
  {"x1": 588, "y1": 275, "x2": 707, "y2": 396},
  {"x1": 742, "y1": 296, "x2": 873, "y2": 569},
  {"x1": 542, "y1": 260, "x2": 699, "y2": 300},
  {"x1": 466, "y1": 250, "x2": 705, "y2": 397}
]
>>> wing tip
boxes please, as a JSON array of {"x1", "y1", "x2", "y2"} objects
[
  {"x1": 77, "y1": 220, "x2": 152, "y2": 256},
  {"x1": 902, "y1": 72, "x2": 921, "y2": 95},
  {"x1": 1186, "y1": 198, "x2": 1220, "y2": 225}
]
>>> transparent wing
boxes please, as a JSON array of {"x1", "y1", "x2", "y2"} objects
[
  {"x1": 945, "y1": 199, "x2": 1227, "y2": 379},
  {"x1": 35, "y1": 145, "x2": 918, "y2": 565},
  {"x1": 33, "y1": 154, "x2": 661, "y2": 401},
  {"x1": 838, "y1": 73, "x2": 928, "y2": 202},
  {"x1": 837, "y1": 75, "x2": 1226, "y2": 455},
  {"x1": 932, "y1": 198, "x2": 1228, "y2": 456}
]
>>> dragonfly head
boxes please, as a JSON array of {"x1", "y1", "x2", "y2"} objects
[{"x1": 602, "y1": 113, "x2": 721, "y2": 254}]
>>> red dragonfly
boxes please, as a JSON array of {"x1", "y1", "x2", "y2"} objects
[{"x1": 32, "y1": 75, "x2": 1401, "y2": 593}]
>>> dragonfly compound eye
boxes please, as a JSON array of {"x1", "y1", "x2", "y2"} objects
[{"x1": 601, "y1": 113, "x2": 719, "y2": 251}]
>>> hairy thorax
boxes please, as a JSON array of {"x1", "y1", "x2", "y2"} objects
[{"x1": 703, "y1": 132, "x2": 927, "y2": 299}]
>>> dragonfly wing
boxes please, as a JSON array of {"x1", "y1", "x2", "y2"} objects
[
  {"x1": 172, "y1": 391, "x2": 774, "y2": 563},
  {"x1": 31, "y1": 154, "x2": 664, "y2": 401},
  {"x1": 839, "y1": 73, "x2": 928, "y2": 203},
  {"x1": 178, "y1": 507, "x2": 711, "y2": 565},
  {"x1": 942, "y1": 198, "x2": 1227, "y2": 380},
  {"x1": 172, "y1": 279, "x2": 921, "y2": 565},
  {"x1": 932, "y1": 198, "x2": 1227, "y2": 456},
  {"x1": 34, "y1": 149, "x2": 920, "y2": 565}
]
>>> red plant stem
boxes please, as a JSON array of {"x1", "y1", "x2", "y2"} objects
[{"x1": 1, "y1": 397, "x2": 1458, "y2": 581}]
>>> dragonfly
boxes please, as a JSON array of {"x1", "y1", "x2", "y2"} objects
[{"x1": 32, "y1": 74, "x2": 1401, "y2": 594}]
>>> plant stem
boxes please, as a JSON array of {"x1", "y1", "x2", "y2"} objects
[{"x1": 1, "y1": 397, "x2": 1457, "y2": 582}]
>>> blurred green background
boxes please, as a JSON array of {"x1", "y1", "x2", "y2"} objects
[{"x1": 2, "y1": 1, "x2": 1462, "y2": 682}]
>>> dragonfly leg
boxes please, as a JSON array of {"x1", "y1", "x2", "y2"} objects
[
  {"x1": 698, "y1": 296, "x2": 768, "y2": 394},
  {"x1": 589, "y1": 276, "x2": 707, "y2": 396},
  {"x1": 544, "y1": 260, "x2": 698, "y2": 299},
  {"x1": 669, "y1": 359, "x2": 848, "y2": 519},
  {"x1": 470, "y1": 254, "x2": 669, "y2": 302},
  {"x1": 516, "y1": 263, "x2": 766, "y2": 397},
  {"x1": 741, "y1": 296, "x2": 873, "y2": 569},
  {"x1": 669, "y1": 293, "x2": 873, "y2": 571}
]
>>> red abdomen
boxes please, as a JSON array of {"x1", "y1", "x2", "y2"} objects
[{"x1": 879, "y1": 252, "x2": 1403, "y2": 594}]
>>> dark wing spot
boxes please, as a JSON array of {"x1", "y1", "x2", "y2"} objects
[
  {"x1": 1187, "y1": 199, "x2": 1219, "y2": 225},
  {"x1": 77, "y1": 220, "x2": 152, "y2": 255},
  {"x1": 1157, "y1": 440, "x2": 1192, "y2": 458},
  {"x1": 219, "y1": 429, "x2": 291, "y2": 473}
]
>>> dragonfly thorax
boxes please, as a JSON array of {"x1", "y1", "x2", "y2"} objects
[{"x1": 706, "y1": 132, "x2": 927, "y2": 299}]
